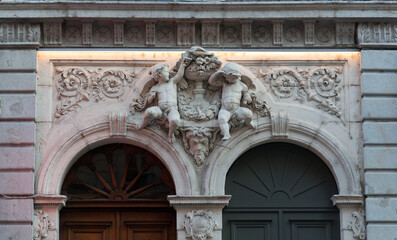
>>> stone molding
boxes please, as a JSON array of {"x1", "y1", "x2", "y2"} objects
[
  {"x1": 168, "y1": 195, "x2": 231, "y2": 207},
  {"x1": 34, "y1": 195, "x2": 67, "y2": 210},
  {"x1": 331, "y1": 194, "x2": 365, "y2": 209}
]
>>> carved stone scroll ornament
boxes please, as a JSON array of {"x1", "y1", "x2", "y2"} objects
[
  {"x1": 33, "y1": 209, "x2": 55, "y2": 240},
  {"x1": 258, "y1": 66, "x2": 342, "y2": 117},
  {"x1": 55, "y1": 67, "x2": 141, "y2": 120},
  {"x1": 183, "y1": 210, "x2": 217, "y2": 240},
  {"x1": 348, "y1": 210, "x2": 366, "y2": 240}
]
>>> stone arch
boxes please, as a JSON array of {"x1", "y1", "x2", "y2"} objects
[
  {"x1": 36, "y1": 122, "x2": 197, "y2": 197},
  {"x1": 202, "y1": 118, "x2": 360, "y2": 196}
]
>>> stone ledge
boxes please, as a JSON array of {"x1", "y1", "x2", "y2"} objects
[{"x1": 168, "y1": 195, "x2": 231, "y2": 207}]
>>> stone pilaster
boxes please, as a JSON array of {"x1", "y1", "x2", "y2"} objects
[
  {"x1": 332, "y1": 195, "x2": 365, "y2": 240},
  {"x1": 34, "y1": 195, "x2": 67, "y2": 240},
  {"x1": 168, "y1": 195, "x2": 231, "y2": 240}
]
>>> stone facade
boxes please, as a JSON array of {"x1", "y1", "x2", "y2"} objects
[{"x1": 0, "y1": 1, "x2": 397, "y2": 240}]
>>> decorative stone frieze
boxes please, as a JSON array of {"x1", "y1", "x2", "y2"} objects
[
  {"x1": 43, "y1": 22, "x2": 62, "y2": 45},
  {"x1": 0, "y1": 23, "x2": 40, "y2": 47},
  {"x1": 241, "y1": 21, "x2": 252, "y2": 46},
  {"x1": 82, "y1": 21, "x2": 93, "y2": 45},
  {"x1": 113, "y1": 21, "x2": 124, "y2": 45},
  {"x1": 273, "y1": 21, "x2": 283, "y2": 46},
  {"x1": 146, "y1": 21, "x2": 156, "y2": 46},
  {"x1": 336, "y1": 22, "x2": 355, "y2": 45},
  {"x1": 304, "y1": 21, "x2": 315, "y2": 45},
  {"x1": 177, "y1": 21, "x2": 196, "y2": 46},
  {"x1": 358, "y1": 22, "x2": 397, "y2": 46},
  {"x1": 202, "y1": 21, "x2": 220, "y2": 46}
]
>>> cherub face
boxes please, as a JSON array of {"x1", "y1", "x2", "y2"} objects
[
  {"x1": 225, "y1": 72, "x2": 241, "y2": 84},
  {"x1": 157, "y1": 66, "x2": 170, "y2": 83}
]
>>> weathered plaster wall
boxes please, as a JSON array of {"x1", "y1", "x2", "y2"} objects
[{"x1": 362, "y1": 50, "x2": 397, "y2": 240}]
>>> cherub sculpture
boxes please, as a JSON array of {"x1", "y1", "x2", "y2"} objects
[
  {"x1": 136, "y1": 58, "x2": 191, "y2": 142},
  {"x1": 208, "y1": 62, "x2": 257, "y2": 140}
]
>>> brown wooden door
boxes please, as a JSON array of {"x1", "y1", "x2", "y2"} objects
[{"x1": 60, "y1": 202, "x2": 176, "y2": 240}]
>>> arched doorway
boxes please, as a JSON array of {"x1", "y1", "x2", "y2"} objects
[
  {"x1": 223, "y1": 143, "x2": 339, "y2": 240},
  {"x1": 60, "y1": 144, "x2": 176, "y2": 240}
]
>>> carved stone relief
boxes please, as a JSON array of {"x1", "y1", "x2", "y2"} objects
[
  {"x1": 254, "y1": 26, "x2": 271, "y2": 43},
  {"x1": 94, "y1": 27, "x2": 112, "y2": 43},
  {"x1": 273, "y1": 21, "x2": 283, "y2": 45},
  {"x1": 146, "y1": 21, "x2": 156, "y2": 46},
  {"x1": 33, "y1": 209, "x2": 55, "y2": 240},
  {"x1": 82, "y1": 21, "x2": 93, "y2": 45},
  {"x1": 0, "y1": 23, "x2": 40, "y2": 45},
  {"x1": 223, "y1": 27, "x2": 239, "y2": 43},
  {"x1": 241, "y1": 21, "x2": 252, "y2": 46},
  {"x1": 54, "y1": 66, "x2": 147, "y2": 120},
  {"x1": 358, "y1": 22, "x2": 397, "y2": 45},
  {"x1": 64, "y1": 26, "x2": 81, "y2": 44},
  {"x1": 126, "y1": 27, "x2": 143, "y2": 43},
  {"x1": 304, "y1": 21, "x2": 315, "y2": 45},
  {"x1": 43, "y1": 22, "x2": 62, "y2": 45},
  {"x1": 202, "y1": 22, "x2": 220, "y2": 46},
  {"x1": 183, "y1": 210, "x2": 217, "y2": 240},
  {"x1": 336, "y1": 22, "x2": 355, "y2": 45},
  {"x1": 285, "y1": 26, "x2": 302, "y2": 43},
  {"x1": 114, "y1": 21, "x2": 124, "y2": 45},
  {"x1": 348, "y1": 210, "x2": 366, "y2": 240},
  {"x1": 177, "y1": 21, "x2": 196, "y2": 46},
  {"x1": 256, "y1": 66, "x2": 343, "y2": 117},
  {"x1": 130, "y1": 47, "x2": 270, "y2": 165}
]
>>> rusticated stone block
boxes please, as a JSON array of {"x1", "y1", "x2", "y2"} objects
[
  {"x1": 0, "y1": 147, "x2": 34, "y2": 170},
  {"x1": 363, "y1": 122, "x2": 397, "y2": 144},
  {"x1": 364, "y1": 147, "x2": 397, "y2": 169},
  {"x1": 0, "y1": 50, "x2": 36, "y2": 71},
  {"x1": 365, "y1": 172, "x2": 397, "y2": 195},
  {"x1": 367, "y1": 224, "x2": 397, "y2": 240},
  {"x1": 366, "y1": 197, "x2": 397, "y2": 221},
  {"x1": 0, "y1": 172, "x2": 34, "y2": 195},
  {"x1": 362, "y1": 73, "x2": 397, "y2": 96},
  {"x1": 0, "y1": 225, "x2": 32, "y2": 240},
  {"x1": 362, "y1": 98, "x2": 397, "y2": 119},
  {"x1": 0, "y1": 122, "x2": 35, "y2": 144},
  {"x1": 0, "y1": 94, "x2": 35, "y2": 120},
  {"x1": 0, "y1": 73, "x2": 36, "y2": 93},
  {"x1": 362, "y1": 50, "x2": 397, "y2": 70},
  {"x1": 0, "y1": 199, "x2": 33, "y2": 222}
]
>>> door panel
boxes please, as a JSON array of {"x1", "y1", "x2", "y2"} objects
[
  {"x1": 223, "y1": 143, "x2": 340, "y2": 240},
  {"x1": 61, "y1": 207, "x2": 176, "y2": 240}
]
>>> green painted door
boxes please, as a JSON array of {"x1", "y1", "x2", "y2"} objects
[{"x1": 223, "y1": 143, "x2": 339, "y2": 240}]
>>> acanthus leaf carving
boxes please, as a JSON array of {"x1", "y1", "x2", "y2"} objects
[
  {"x1": 348, "y1": 210, "x2": 366, "y2": 240},
  {"x1": 183, "y1": 210, "x2": 217, "y2": 240},
  {"x1": 33, "y1": 209, "x2": 55, "y2": 240}
]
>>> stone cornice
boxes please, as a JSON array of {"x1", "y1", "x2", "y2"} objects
[
  {"x1": 168, "y1": 195, "x2": 232, "y2": 207},
  {"x1": 1, "y1": 1, "x2": 397, "y2": 20}
]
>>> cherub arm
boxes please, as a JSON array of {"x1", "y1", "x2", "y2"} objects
[
  {"x1": 241, "y1": 82, "x2": 252, "y2": 105},
  {"x1": 147, "y1": 89, "x2": 157, "y2": 104},
  {"x1": 171, "y1": 57, "x2": 191, "y2": 84}
]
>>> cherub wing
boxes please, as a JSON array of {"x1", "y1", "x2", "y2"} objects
[
  {"x1": 130, "y1": 74, "x2": 157, "y2": 113},
  {"x1": 208, "y1": 70, "x2": 227, "y2": 87}
]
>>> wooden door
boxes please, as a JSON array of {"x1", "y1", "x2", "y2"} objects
[
  {"x1": 60, "y1": 144, "x2": 176, "y2": 240},
  {"x1": 60, "y1": 203, "x2": 176, "y2": 240},
  {"x1": 223, "y1": 143, "x2": 340, "y2": 240}
]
